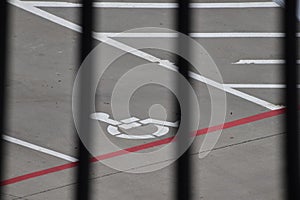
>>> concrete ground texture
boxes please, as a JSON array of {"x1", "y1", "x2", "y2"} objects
[{"x1": 1, "y1": 0, "x2": 296, "y2": 199}]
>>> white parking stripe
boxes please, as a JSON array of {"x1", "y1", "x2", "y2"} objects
[
  {"x1": 97, "y1": 32, "x2": 300, "y2": 38},
  {"x1": 224, "y1": 84, "x2": 285, "y2": 88},
  {"x1": 24, "y1": 1, "x2": 279, "y2": 9},
  {"x1": 187, "y1": 72, "x2": 282, "y2": 110},
  {"x1": 9, "y1": 0, "x2": 281, "y2": 111},
  {"x1": 224, "y1": 84, "x2": 300, "y2": 89},
  {"x1": 234, "y1": 59, "x2": 300, "y2": 64},
  {"x1": 3, "y1": 135, "x2": 78, "y2": 162},
  {"x1": 97, "y1": 33, "x2": 282, "y2": 110}
]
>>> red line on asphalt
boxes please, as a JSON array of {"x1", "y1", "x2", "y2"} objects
[{"x1": 0, "y1": 108, "x2": 285, "y2": 186}]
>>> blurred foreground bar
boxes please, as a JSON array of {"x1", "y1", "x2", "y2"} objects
[
  {"x1": 176, "y1": 1, "x2": 192, "y2": 200},
  {"x1": 0, "y1": 0, "x2": 9, "y2": 199},
  {"x1": 75, "y1": 0, "x2": 94, "y2": 199},
  {"x1": 284, "y1": 0, "x2": 300, "y2": 199}
]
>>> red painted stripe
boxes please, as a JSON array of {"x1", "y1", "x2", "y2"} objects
[
  {"x1": 0, "y1": 108, "x2": 286, "y2": 186},
  {"x1": 1, "y1": 162, "x2": 78, "y2": 186},
  {"x1": 196, "y1": 108, "x2": 286, "y2": 136}
]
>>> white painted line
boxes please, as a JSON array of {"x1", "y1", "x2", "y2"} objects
[
  {"x1": 152, "y1": 125, "x2": 170, "y2": 137},
  {"x1": 119, "y1": 122, "x2": 141, "y2": 130},
  {"x1": 9, "y1": 0, "x2": 282, "y2": 111},
  {"x1": 97, "y1": 32, "x2": 293, "y2": 38},
  {"x1": 224, "y1": 84, "x2": 300, "y2": 89},
  {"x1": 120, "y1": 117, "x2": 140, "y2": 124},
  {"x1": 90, "y1": 113, "x2": 121, "y2": 125},
  {"x1": 25, "y1": 1, "x2": 82, "y2": 8},
  {"x1": 3, "y1": 135, "x2": 78, "y2": 162},
  {"x1": 107, "y1": 125, "x2": 121, "y2": 136},
  {"x1": 7, "y1": 0, "x2": 297, "y2": 39},
  {"x1": 224, "y1": 84, "x2": 285, "y2": 89},
  {"x1": 92, "y1": 112, "x2": 177, "y2": 139},
  {"x1": 24, "y1": 1, "x2": 279, "y2": 9},
  {"x1": 116, "y1": 134, "x2": 155, "y2": 139},
  {"x1": 8, "y1": 0, "x2": 81, "y2": 32},
  {"x1": 234, "y1": 59, "x2": 300, "y2": 64},
  {"x1": 96, "y1": 35, "x2": 281, "y2": 110},
  {"x1": 140, "y1": 118, "x2": 178, "y2": 127},
  {"x1": 187, "y1": 71, "x2": 281, "y2": 110}
]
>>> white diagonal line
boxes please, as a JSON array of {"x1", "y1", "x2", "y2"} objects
[
  {"x1": 9, "y1": 0, "x2": 81, "y2": 32},
  {"x1": 95, "y1": 34, "x2": 281, "y2": 110},
  {"x1": 9, "y1": 0, "x2": 281, "y2": 112},
  {"x1": 187, "y1": 72, "x2": 282, "y2": 110},
  {"x1": 24, "y1": 1, "x2": 279, "y2": 9},
  {"x1": 3, "y1": 135, "x2": 78, "y2": 162}
]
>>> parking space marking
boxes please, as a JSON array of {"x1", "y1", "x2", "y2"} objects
[
  {"x1": 224, "y1": 84, "x2": 300, "y2": 89},
  {"x1": 2, "y1": 0, "x2": 288, "y2": 186},
  {"x1": 0, "y1": 108, "x2": 286, "y2": 186},
  {"x1": 188, "y1": 71, "x2": 281, "y2": 110},
  {"x1": 3, "y1": 135, "x2": 78, "y2": 162},
  {"x1": 98, "y1": 33, "x2": 281, "y2": 110},
  {"x1": 234, "y1": 59, "x2": 300, "y2": 64},
  {"x1": 9, "y1": 0, "x2": 281, "y2": 111},
  {"x1": 9, "y1": 0, "x2": 81, "y2": 31},
  {"x1": 97, "y1": 32, "x2": 298, "y2": 38},
  {"x1": 91, "y1": 112, "x2": 178, "y2": 139},
  {"x1": 24, "y1": 1, "x2": 279, "y2": 9}
]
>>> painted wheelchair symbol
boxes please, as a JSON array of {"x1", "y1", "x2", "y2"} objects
[{"x1": 90, "y1": 112, "x2": 178, "y2": 139}]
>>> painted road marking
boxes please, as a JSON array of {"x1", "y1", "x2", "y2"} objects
[
  {"x1": 139, "y1": 118, "x2": 178, "y2": 127},
  {"x1": 120, "y1": 117, "x2": 139, "y2": 124},
  {"x1": 187, "y1": 71, "x2": 281, "y2": 110},
  {"x1": 9, "y1": 0, "x2": 281, "y2": 111},
  {"x1": 223, "y1": 84, "x2": 300, "y2": 89},
  {"x1": 234, "y1": 59, "x2": 300, "y2": 64},
  {"x1": 90, "y1": 36, "x2": 281, "y2": 110},
  {"x1": 118, "y1": 122, "x2": 141, "y2": 130},
  {"x1": 97, "y1": 32, "x2": 300, "y2": 38},
  {"x1": 3, "y1": 135, "x2": 78, "y2": 162},
  {"x1": 0, "y1": 108, "x2": 286, "y2": 186},
  {"x1": 1, "y1": 0, "x2": 288, "y2": 187},
  {"x1": 91, "y1": 112, "x2": 178, "y2": 139},
  {"x1": 24, "y1": 1, "x2": 279, "y2": 8},
  {"x1": 90, "y1": 113, "x2": 121, "y2": 125},
  {"x1": 6, "y1": 0, "x2": 284, "y2": 163}
]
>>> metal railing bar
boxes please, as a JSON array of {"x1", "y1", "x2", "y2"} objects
[
  {"x1": 284, "y1": 0, "x2": 300, "y2": 199},
  {"x1": 0, "y1": 0, "x2": 9, "y2": 199},
  {"x1": 75, "y1": 0, "x2": 94, "y2": 199},
  {"x1": 176, "y1": 1, "x2": 192, "y2": 200}
]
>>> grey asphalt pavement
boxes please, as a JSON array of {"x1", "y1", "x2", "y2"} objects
[{"x1": 1, "y1": 0, "x2": 294, "y2": 199}]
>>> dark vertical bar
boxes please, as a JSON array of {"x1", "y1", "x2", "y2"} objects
[
  {"x1": 75, "y1": 0, "x2": 94, "y2": 199},
  {"x1": 284, "y1": 0, "x2": 300, "y2": 199},
  {"x1": 176, "y1": 1, "x2": 191, "y2": 200},
  {"x1": 0, "y1": 0, "x2": 9, "y2": 199}
]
